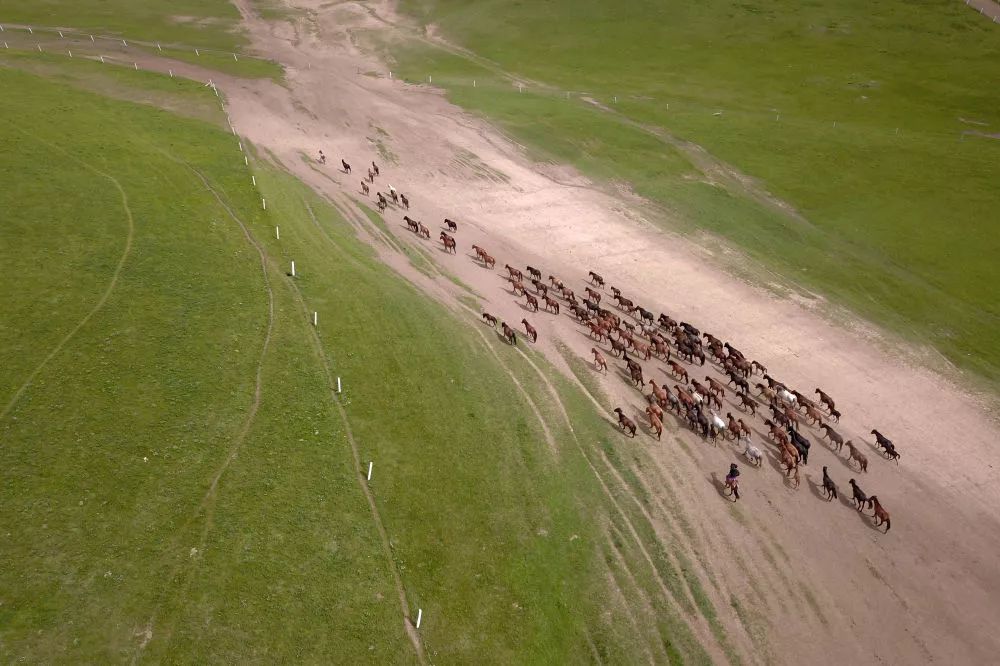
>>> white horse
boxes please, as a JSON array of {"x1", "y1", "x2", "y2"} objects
[
  {"x1": 742, "y1": 436, "x2": 763, "y2": 467},
  {"x1": 779, "y1": 389, "x2": 797, "y2": 404}
]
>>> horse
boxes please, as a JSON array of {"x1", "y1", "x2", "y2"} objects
[
  {"x1": 591, "y1": 347, "x2": 608, "y2": 373},
  {"x1": 614, "y1": 408, "x2": 637, "y2": 437},
  {"x1": 482, "y1": 312, "x2": 498, "y2": 327},
  {"x1": 543, "y1": 296, "x2": 560, "y2": 314},
  {"x1": 376, "y1": 195, "x2": 387, "y2": 212},
  {"x1": 341, "y1": 159, "x2": 351, "y2": 174},
  {"x1": 588, "y1": 322, "x2": 608, "y2": 343},
  {"x1": 628, "y1": 364, "x2": 644, "y2": 388},
  {"x1": 404, "y1": 216, "x2": 419, "y2": 233},
  {"x1": 829, "y1": 408, "x2": 842, "y2": 423},
  {"x1": 585, "y1": 287, "x2": 601, "y2": 303},
  {"x1": 501, "y1": 322, "x2": 517, "y2": 345},
  {"x1": 609, "y1": 337, "x2": 627, "y2": 357},
  {"x1": 445, "y1": 218, "x2": 458, "y2": 232},
  {"x1": 804, "y1": 404, "x2": 824, "y2": 426},
  {"x1": 849, "y1": 479, "x2": 872, "y2": 512},
  {"x1": 668, "y1": 361, "x2": 689, "y2": 383},
  {"x1": 481, "y1": 253, "x2": 496, "y2": 269},
  {"x1": 417, "y1": 222, "x2": 430, "y2": 239},
  {"x1": 819, "y1": 424, "x2": 844, "y2": 451},
  {"x1": 588, "y1": 271, "x2": 604, "y2": 287},
  {"x1": 439, "y1": 232, "x2": 457, "y2": 253},
  {"x1": 844, "y1": 440, "x2": 868, "y2": 472},
  {"x1": 367, "y1": 168, "x2": 375, "y2": 182},
  {"x1": 870, "y1": 496, "x2": 891, "y2": 532},
  {"x1": 390, "y1": 189, "x2": 399, "y2": 205},
  {"x1": 318, "y1": 150, "x2": 326, "y2": 164},
  {"x1": 369, "y1": 161, "x2": 379, "y2": 176},
  {"x1": 816, "y1": 388, "x2": 835, "y2": 413},
  {"x1": 788, "y1": 427, "x2": 811, "y2": 465},
  {"x1": 724, "y1": 413, "x2": 742, "y2": 441},
  {"x1": 400, "y1": 194, "x2": 409, "y2": 210},
  {"x1": 743, "y1": 438, "x2": 763, "y2": 466},
  {"x1": 526, "y1": 265, "x2": 542, "y2": 280},
  {"x1": 821, "y1": 466, "x2": 838, "y2": 500},
  {"x1": 751, "y1": 360, "x2": 767, "y2": 375},
  {"x1": 647, "y1": 411, "x2": 664, "y2": 440},
  {"x1": 521, "y1": 318, "x2": 538, "y2": 342},
  {"x1": 525, "y1": 294, "x2": 539, "y2": 312},
  {"x1": 737, "y1": 392, "x2": 757, "y2": 415},
  {"x1": 361, "y1": 181, "x2": 370, "y2": 196},
  {"x1": 871, "y1": 430, "x2": 901, "y2": 462},
  {"x1": 648, "y1": 380, "x2": 669, "y2": 406},
  {"x1": 505, "y1": 264, "x2": 523, "y2": 281}
]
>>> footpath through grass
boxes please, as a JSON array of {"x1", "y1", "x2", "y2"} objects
[
  {"x1": 0, "y1": 60, "x2": 716, "y2": 662},
  {"x1": 395, "y1": 0, "x2": 1000, "y2": 385}
]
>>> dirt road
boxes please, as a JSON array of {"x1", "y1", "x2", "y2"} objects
[{"x1": 59, "y1": 0, "x2": 998, "y2": 661}]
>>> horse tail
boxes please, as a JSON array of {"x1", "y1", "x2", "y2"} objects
[{"x1": 884, "y1": 517, "x2": 891, "y2": 532}]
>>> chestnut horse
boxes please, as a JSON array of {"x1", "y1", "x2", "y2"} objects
[
  {"x1": 870, "y1": 496, "x2": 891, "y2": 532},
  {"x1": 521, "y1": 318, "x2": 538, "y2": 342},
  {"x1": 439, "y1": 232, "x2": 456, "y2": 253},
  {"x1": 591, "y1": 347, "x2": 608, "y2": 373},
  {"x1": 525, "y1": 294, "x2": 539, "y2": 312},
  {"x1": 482, "y1": 312, "x2": 498, "y2": 327}
]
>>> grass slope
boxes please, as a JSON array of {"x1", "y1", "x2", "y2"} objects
[
  {"x1": 395, "y1": 0, "x2": 1000, "y2": 384},
  {"x1": 0, "y1": 61, "x2": 723, "y2": 662}
]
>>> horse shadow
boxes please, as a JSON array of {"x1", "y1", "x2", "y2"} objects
[{"x1": 806, "y1": 474, "x2": 831, "y2": 502}]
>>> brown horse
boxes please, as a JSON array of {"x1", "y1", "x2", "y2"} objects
[
  {"x1": 525, "y1": 294, "x2": 539, "y2": 312},
  {"x1": 526, "y1": 265, "x2": 542, "y2": 280},
  {"x1": 871, "y1": 429, "x2": 901, "y2": 463},
  {"x1": 501, "y1": 322, "x2": 517, "y2": 345},
  {"x1": 588, "y1": 271, "x2": 605, "y2": 287},
  {"x1": 341, "y1": 159, "x2": 351, "y2": 173},
  {"x1": 667, "y1": 361, "x2": 689, "y2": 383},
  {"x1": 585, "y1": 287, "x2": 602, "y2": 303},
  {"x1": 404, "y1": 215, "x2": 419, "y2": 233},
  {"x1": 815, "y1": 388, "x2": 835, "y2": 413},
  {"x1": 614, "y1": 408, "x2": 637, "y2": 437},
  {"x1": 804, "y1": 404, "x2": 824, "y2": 426},
  {"x1": 471, "y1": 244, "x2": 486, "y2": 260},
  {"x1": 819, "y1": 424, "x2": 844, "y2": 451},
  {"x1": 647, "y1": 411, "x2": 664, "y2": 440},
  {"x1": 609, "y1": 337, "x2": 627, "y2": 357},
  {"x1": 870, "y1": 496, "x2": 891, "y2": 532},
  {"x1": 361, "y1": 181, "x2": 370, "y2": 196},
  {"x1": 371, "y1": 161, "x2": 380, "y2": 177},
  {"x1": 505, "y1": 264, "x2": 523, "y2": 281},
  {"x1": 439, "y1": 232, "x2": 456, "y2": 253},
  {"x1": 482, "y1": 312, "x2": 498, "y2": 327},
  {"x1": 628, "y1": 364, "x2": 644, "y2": 387},
  {"x1": 509, "y1": 279, "x2": 526, "y2": 296},
  {"x1": 543, "y1": 296, "x2": 560, "y2": 314},
  {"x1": 521, "y1": 318, "x2": 538, "y2": 343},
  {"x1": 737, "y1": 392, "x2": 757, "y2": 415},
  {"x1": 481, "y1": 253, "x2": 496, "y2": 269},
  {"x1": 844, "y1": 440, "x2": 869, "y2": 472},
  {"x1": 400, "y1": 194, "x2": 409, "y2": 210},
  {"x1": 648, "y1": 380, "x2": 669, "y2": 406},
  {"x1": 591, "y1": 347, "x2": 608, "y2": 373},
  {"x1": 588, "y1": 321, "x2": 608, "y2": 342}
]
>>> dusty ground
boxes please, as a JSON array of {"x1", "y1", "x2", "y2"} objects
[{"x1": 17, "y1": 0, "x2": 1000, "y2": 662}]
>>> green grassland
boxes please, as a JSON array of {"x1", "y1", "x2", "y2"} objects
[
  {"x1": 394, "y1": 0, "x2": 1000, "y2": 384},
  {"x1": 0, "y1": 0, "x2": 247, "y2": 50},
  {"x1": 0, "y1": 56, "x2": 731, "y2": 662}
]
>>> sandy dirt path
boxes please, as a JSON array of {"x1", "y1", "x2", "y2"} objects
[{"x1": 45, "y1": 0, "x2": 997, "y2": 661}]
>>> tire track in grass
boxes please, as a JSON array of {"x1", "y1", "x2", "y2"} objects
[
  {"x1": 195, "y1": 177, "x2": 428, "y2": 663},
  {"x1": 134, "y1": 165, "x2": 275, "y2": 659},
  {"x1": 0, "y1": 124, "x2": 135, "y2": 421}
]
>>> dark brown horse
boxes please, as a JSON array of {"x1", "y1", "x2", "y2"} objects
[
  {"x1": 614, "y1": 408, "x2": 637, "y2": 437},
  {"x1": 445, "y1": 218, "x2": 458, "y2": 232},
  {"x1": 482, "y1": 312, "x2": 498, "y2": 327},
  {"x1": 588, "y1": 271, "x2": 605, "y2": 287},
  {"x1": 849, "y1": 479, "x2": 872, "y2": 512},
  {"x1": 501, "y1": 322, "x2": 517, "y2": 345},
  {"x1": 821, "y1": 466, "x2": 838, "y2": 500},
  {"x1": 439, "y1": 232, "x2": 457, "y2": 253}
]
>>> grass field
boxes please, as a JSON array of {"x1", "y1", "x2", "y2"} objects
[
  {"x1": 393, "y1": 0, "x2": 1000, "y2": 385},
  {"x1": 0, "y1": 51, "x2": 735, "y2": 661}
]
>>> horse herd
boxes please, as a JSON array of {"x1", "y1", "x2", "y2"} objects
[{"x1": 339, "y1": 153, "x2": 897, "y2": 533}]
